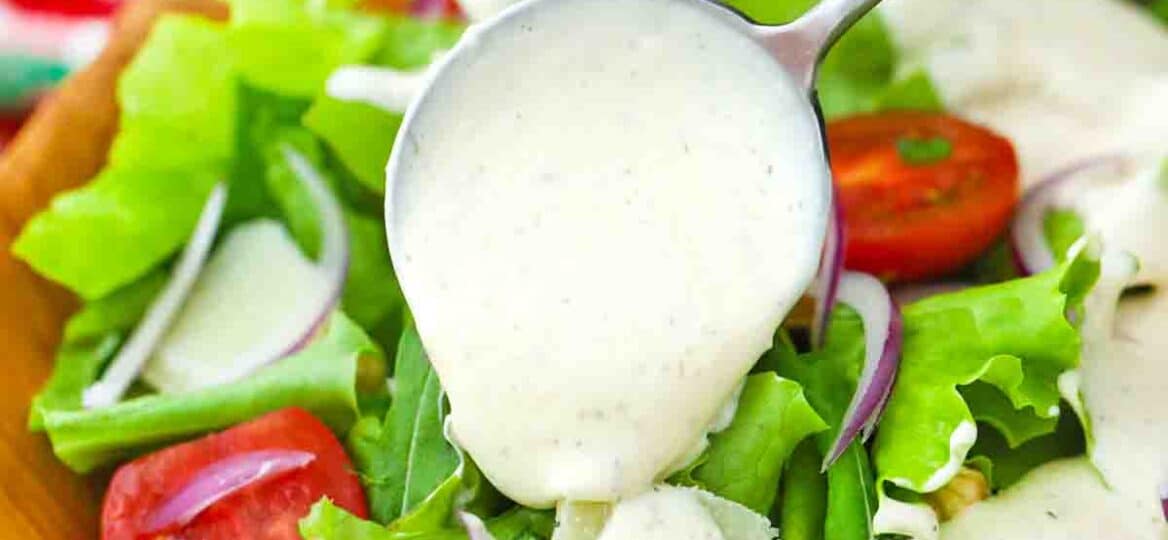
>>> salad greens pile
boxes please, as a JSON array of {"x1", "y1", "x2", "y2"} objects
[{"x1": 10, "y1": 0, "x2": 1114, "y2": 539}]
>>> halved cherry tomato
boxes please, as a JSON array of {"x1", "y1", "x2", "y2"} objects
[
  {"x1": 102, "y1": 408, "x2": 367, "y2": 540},
  {"x1": 827, "y1": 111, "x2": 1019, "y2": 282}
]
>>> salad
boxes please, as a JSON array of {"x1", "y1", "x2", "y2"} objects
[{"x1": 0, "y1": 0, "x2": 1165, "y2": 539}]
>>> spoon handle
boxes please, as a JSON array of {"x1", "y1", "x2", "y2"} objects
[{"x1": 753, "y1": 0, "x2": 882, "y2": 91}]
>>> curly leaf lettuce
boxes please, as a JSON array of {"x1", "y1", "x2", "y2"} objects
[
  {"x1": 677, "y1": 373, "x2": 827, "y2": 515},
  {"x1": 874, "y1": 251, "x2": 1097, "y2": 496},
  {"x1": 40, "y1": 313, "x2": 377, "y2": 472}
]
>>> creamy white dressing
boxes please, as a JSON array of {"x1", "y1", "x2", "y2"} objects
[
  {"x1": 880, "y1": 0, "x2": 1168, "y2": 185},
  {"x1": 597, "y1": 487, "x2": 726, "y2": 540},
  {"x1": 386, "y1": 0, "x2": 827, "y2": 509},
  {"x1": 880, "y1": 1, "x2": 1167, "y2": 537}
]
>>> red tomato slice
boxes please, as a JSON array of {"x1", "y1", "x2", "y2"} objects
[
  {"x1": 827, "y1": 111, "x2": 1019, "y2": 282},
  {"x1": 102, "y1": 408, "x2": 367, "y2": 540}
]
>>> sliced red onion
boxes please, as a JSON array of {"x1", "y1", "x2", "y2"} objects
[
  {"x1": 811, "y1": 192, "x2": 845, "y2": 348},
  {"x1": 277, "y1": 145, "x2": 350, "y2": 358},
  {"x1": 458, "y1": 510, "x2": 497, "y2": 540},
  {"x1": 82, "y1": 183, "x2": 227, "y2": 409},
  {"x1": 820, "y1": 271, "x2": 902, "y2": 470},
  {"x1": 1009, "y1": 156, "x2": 1130, "y2": 276},
  {"x1": 143, "y1": 450, "x2": 314, "y2": 533}
]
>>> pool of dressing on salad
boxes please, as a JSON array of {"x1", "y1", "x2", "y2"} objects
[
  {"x1": 880, "y1": 0, "x2": 1168, "y2": 536},
  {"x1": 388, "y1": 0, "x2": 827, "y2": 510}
]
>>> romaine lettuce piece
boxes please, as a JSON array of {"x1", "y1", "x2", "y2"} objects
[
  {"x1": 40, "y1": 313, "x2": 376, "y2": 472},
  {"x1": 675, "y1": 373, "x2": 826, "y2": 515}
]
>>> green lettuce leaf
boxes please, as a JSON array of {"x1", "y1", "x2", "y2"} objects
[
  {"x1": 873, "y1": 251, "x2": 1098, "y2": 496},
  {"x1": 779, "y1": 307, "x2": 878, "y2": 540},
  {"x1": 40, "y1": 313, "x2": 375, "y2": 472},
  {"x1": 300, "y1": 500, "x2": 555, "y2": 540},
  {"x1": 679, "y1": 373, "x2": 827, "y2": 514},
  {"x1": 228, "y1": 2, "x2": 387, "y2": 98},
  {"x1": 1044, "y1": 209, "x2": 1086, "y2": 264},
  {"x1": 12, "y1": 15, "x2": 234, "y2": 299},
  {"x1": 777, "y1": 440, "x2": 827, "y2": 540},
  {"x1": 303, "y1": 97, "x2": 403, "y2": 194},
  {"x1": 350, "y1": 325, "x2": 460, "y2": 524},
  {"x1": 302, "y1": 15, "x2": 464, "y2": 194},
  {"x1": 28, "y1": 271, "x2": 169, "y2": 430},
  {"x1": 62, "y1": 270, "x2": 167, "y2": 343},
  {"x1": 108, "y1": 15, "x2": 237, "y2": 170}
]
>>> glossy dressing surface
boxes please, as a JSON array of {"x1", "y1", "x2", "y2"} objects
[{"x1": 387, "y1": 0, "x2": 828, "y2": 508}]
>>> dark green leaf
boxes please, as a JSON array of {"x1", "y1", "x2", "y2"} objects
[{"x1": 356, "y1": 325, "x2": 460, "y2": 524}]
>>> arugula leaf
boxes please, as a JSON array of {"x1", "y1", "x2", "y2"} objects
[
  {"x1": 681, "y1": 373, "x2": 827, "y2": 514},
  {"x1": 300, "y1": 500, "x2": 555, "y2": 540},
  {"x1": 228, "y1": 83, "x2": 312, "y2": 226},
  {"x1": 779, "y1": 306, "x2": 878, "y2": 540},
  {"x1": 872, "y1": 251, "x2": 1098, "y2": 500},
  {"x1": 352, "y1": 325, "x2": 460, "y2": 524},
  {"x1": 39, "y1": 313, "x2": 375, "y2": 472}
]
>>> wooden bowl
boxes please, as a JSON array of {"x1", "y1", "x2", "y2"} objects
[{"x1": 0, "y1": 1, "x2": 226, "y2": 537}]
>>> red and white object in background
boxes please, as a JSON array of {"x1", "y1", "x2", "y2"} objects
[
  {"x1": 5, "y1": 0, "x2": 118, "y2": 17},
  {"x1": 1, "y1": 0, "x2": 112, "y2": 68}
]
